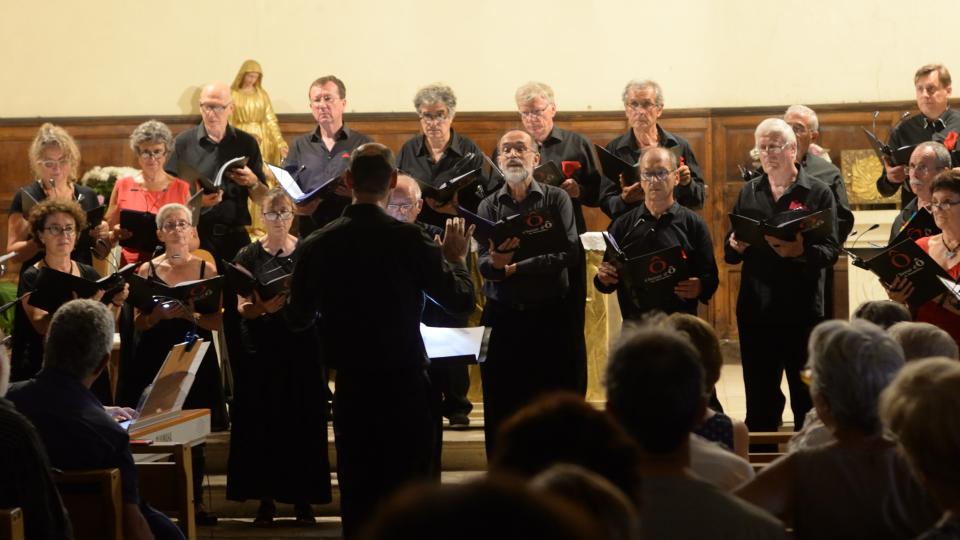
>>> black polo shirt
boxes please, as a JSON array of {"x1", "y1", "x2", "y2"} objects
[
  {"x1": 477, "y1": 181, "x2": 578, "y2": 305},
  {"x1": 598, "y1": 125, "x2": 706, "y2": 218},
  {"x1": 800, "y1": 153, "x2": 855, "y2": 241},
  {"x1": 285, "y1": 124, "x2": 373, "y2": 232},
  {"x1": 876, "y1": 109, "x2": 960, "y2": 205},
  {"x1": 397, "y1": 129, "x2": 500, "y2": 229},
  {"x1": 8, "y1": 368, "x2": 140, "y2": 505},
  {"x1": 595, "y1": 201, "x2": 718, "y2": 319},
  {"x1": 724, "y1": 167, "x2": 840, "y2": 323},
  {"x1": 164, "y1": 123, "x2": 265, "y2": 227}
]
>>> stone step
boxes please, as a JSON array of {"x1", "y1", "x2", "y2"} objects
[
  {"x1": 199, "y1": 471, "x2": 486, "y2": 519},
  {"x1": 205, "y1": 422, "x2": 488, "y2": 475}
]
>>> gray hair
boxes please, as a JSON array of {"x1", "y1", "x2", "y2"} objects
[
  {"x1": 155, "y1": 203, "x2": 192, "y2": 228},
  {"x1": 915, "y1": 141, "x2": 953, "y2": 169},
  {"x1": 396, "y1": 173, "x2": 422, "y2": 200},
  {"x1": 129, "y1": 120, "x2": 174, "y2": 154},
  {"x1": 807, "y1": 319, "x2": 905, "y2": 434},
  {"x1": 43, "y1": 300, "x2": 114, "y2": 379},
  {"x1": 414, "y1": 83, "x2": 457, "y2": 115},
  {"x1": 888, "y1": 321, "x2": 959, "y2": 361},
  {"x1": 784, "y1": 104, "x2": 819, "y2": 132},
  {"x1": 622, "y1": 79, "x2": 664, "y2": 107},
  {"x1": 515, "y1": 81, "x2": 556, "y2": 106},
  {"x1": 755, "y1": 118, "x2": 797, "y2": 146}
]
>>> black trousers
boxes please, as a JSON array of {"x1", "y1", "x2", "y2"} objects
[
  {"x1": 738, "y1": 319, "x2": 817, "y2": 432},
  {"x1": 427, "y1": 363, "x2": 472, "y2": 418},
  {"x1": 566, "y1": 244, "x2": 589, "y2": 396},
  {"x1": 480, "y1": 299, "x2": 580, "y2": 456},
  {"x1": 333, "y1": 367, "x2": 438, "y2": 540}
]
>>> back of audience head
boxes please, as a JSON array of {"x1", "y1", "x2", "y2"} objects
[
  {"x1": 531, "y1": 464, "x2": 641, "y2": 540},
  {"x1": 490, "y1": 392, "x2": 642, "y2": 502},
  {"x1": 887, "y1": 321, "x2": 959, "y2": 361},
  {"x1": 661, "y1": 313, "x2": 723, "y2": 390},
  {"x1": 807, "y1": 319, "x2": 904, "y2": 436},
  {"x1": 605, "y1": 327, "x2": 705, "y2": 454},
  {"x1": 43, "y1": 300, "x2": 114, "y2": 381},
  {"x1": 359, "y1": 477, "x2": 594, "y2": 540},
  {"x1": 851, "y1": 300, "x2": 912, "y2": 330},
  {"x1": 880, "y1": 357, "x2": 960, "y2": 508}
]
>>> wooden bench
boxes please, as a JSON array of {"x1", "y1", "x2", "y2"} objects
[
  {"x1": 55, "y1": 468, "x2": 123, "y2": 540},
  {"x1": 132, "y1": 442, "x2": 196, "y2": 540},
  {"x1": 748, "y1": 432, "x2": 793, "y2": 471},
  {"x1": 0, "y1": 508, "x2": 24, "y2": 540}
]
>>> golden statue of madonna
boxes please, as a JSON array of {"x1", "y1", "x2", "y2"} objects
[{"x1": 230, "y1": 60, "x2": 288, "y2": 234}]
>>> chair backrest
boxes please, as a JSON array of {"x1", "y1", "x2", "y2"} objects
[
  {"x1": 0, "y1": 508, "x2": 24, "y2": 540},
  {"x1": 54, "y1": 468, "x2": 123, "y2": 540},
  {"x1": 132, "y1": 441, "x2": 195, "y2": 539}
]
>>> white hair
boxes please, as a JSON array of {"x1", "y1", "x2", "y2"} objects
[
  {"x1": 785, "y1": 105, "x2": 819, "y2": 132},
  {"x1": 622, "y1": 79, "x2": 664, "y2": 107},
  {"x1": 515, "y1": 81, "x2": 556, "y2": 106},
  {"x1": 754, "y1": 118, "x2": 797, "y2": 146}
]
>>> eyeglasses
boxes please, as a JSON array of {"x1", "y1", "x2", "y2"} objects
[
  {"x1": 625, "y1": 100, "x2": 658, "y2": 111},
  {"x1": 930, "y1": 200, "x2": 960, "y2": 212},
  {"x1": 43, "y1": 225, "x2": 76, "y2": 237},
  {"x1": 419, "y1": 112, "x2": 450, "y2": 124},
  {"x1": 499, "y1": 144, "x2": 535, "y2": 156},
  {"x1": 640, "y1": 169, "x2": 677, "y2": 182},
  {"x1": 386, "y1": 203, "x2": 415, "y2": 214},
  {"x1": 138, "y1": 149, "x2": 166, "y2": 160},
  {"x1": 199, "y1": 103, "x2": 230, "y2": 114},
  {"x1": 160, "y1": 220, "x2": 191, "y2": 232},
  {"x1": 907, "y1": 164, "x2": 946, "y2": 177},
  {"x1": 37, "y1": 158, "x2": 69, "y2": 170},
  {"x1": 263, "y1": 210, "x2": 294, "y2": 221},
  {"x1": 757, "y1": 144, "x2": 790, "y2": 155},
  {"x1": 310, "y1": 95, "x2": 341, "y2": 107},
  {"x1": 519, "y1": 106, "x2": 550, "y2": 119},
  {"x1": 789, "y1": 123, "x2": 811, "y2": 135}
]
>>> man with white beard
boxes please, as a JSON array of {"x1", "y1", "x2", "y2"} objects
[{"x1": 475, "y1": 129, "x2": 580, "y2": 455}]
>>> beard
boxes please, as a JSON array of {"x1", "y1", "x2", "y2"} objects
[{"x1": 504, "y1": 166, "x2": 530, "y2": 185}]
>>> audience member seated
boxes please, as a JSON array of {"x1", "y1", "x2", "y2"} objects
[
  {"x1": 605, "y1": 327, "x2": 785, "y2": 538},
  {"x1": 851, "y1": 300, "x2": 912, "y2": 330},
  {"x1": 530, "y1": 464, "x2": 640, "y2": 540},
  {"x1": 888, "y1": 321, "x2": 960, "y2": 361},
  {"x1": 105, "y1": 120, "x2": 192, "y2": 266},
  {"x1": 737, "y1": 319, "x2": 939, "y2": 538},
  {"x1": 881, "y1": 358, "x2": 960, "y2": 539},
  {"x1": 0, "y1": 331, "x2": 72, "y2": 539},
  {"x1": 488, "y1": 392, "x2": 642, "y2": 504},
  {"x1": 663, "y1": 313, "x2": 749, "y2": 459},
  {"x1": 8, "y1": 300, "x2": 184, "y2": 539},
  {"x1": 358, "y1": 477, "x2": 594, "y2": 540}
]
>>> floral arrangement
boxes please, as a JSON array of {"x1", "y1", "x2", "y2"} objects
[{"x1": 80, "y1": 166, "x2": 139, "y2": 205}]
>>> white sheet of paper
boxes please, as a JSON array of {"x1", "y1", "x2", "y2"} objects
[
  {"x1": 267, "y1": 164, "x2": 306, "y2": 199},
  {"x1": 420, "y1": 323, "x2": 486, "y2": 362}
]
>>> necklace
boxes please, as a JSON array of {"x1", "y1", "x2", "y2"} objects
[{"x1": 944, "y1": 236, "x2": 960, "y2": 258}]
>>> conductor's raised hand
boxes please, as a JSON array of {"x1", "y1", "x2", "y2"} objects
[{"x1": 438, "y1": 217, "x2": 473, "y2": 263}]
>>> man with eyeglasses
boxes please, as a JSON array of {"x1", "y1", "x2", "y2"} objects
[
  {"x1": 725, "y1": 118, "x2": 840, "y2": 436},
  {"x1": 386, "y1": 174, "x2": 475, "y2": 429},
  {"x1": 495, "y1": 81, "x2": 601, "y2": 395},
  {"x1": 876, "y1": 64, "x2": 960, "y2": 206},
  {"x1": 595, "y1": 147, "x2": 718, "y2": 321},
  {"x1": 599, "y1": 79, "x2": 705, "y2": 219},
  {"x1": 285, "y1": 75, "x2": 373, "y2": 237},
  {"x1": 888, "y1": 141, "x2": 951, "y2": 244},
  {"x1": 476, "y1": 130, "x2": 580, "y2": 455},
  {"x1": 784, "y1": 105, "x2": 854, "y2": 241}
]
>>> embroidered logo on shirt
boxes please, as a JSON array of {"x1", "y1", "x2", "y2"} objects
[
  {"x1": 788, "y1": 200, "x2": 807, "y2": 211},
  {"x1": 945, "y1": 131, "x2": 959, "y2": 151},
  {"x1": 561, "y1": 161, "x2": 582, "y2": 177}
]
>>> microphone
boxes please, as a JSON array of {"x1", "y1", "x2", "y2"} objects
[
  {"x1": 147, "y1": 244, "x2": 165, "y2": 277},
  {"x1": 872, "y1": 111, "x2": 880, "y2": 134},
  {"x1": 844, "y1": 223, "x2": 880, "y2": 268},
  {"x1": 849, "y1": 223, "x2": 880, "y2": 248}
]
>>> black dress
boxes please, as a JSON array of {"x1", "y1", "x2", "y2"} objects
[
  {"x1": 11, "y1": 261, "x2": 100, "y2": 381},
  {"x1": 117, "y1": 260, "x2": 228, "y2": 431},
  {"x1": 226, "y1": 241, "x2": 330, "y2": 504}
]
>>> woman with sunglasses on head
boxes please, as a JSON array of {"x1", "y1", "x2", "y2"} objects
[
  {"x1": 6, "y1": 123, "x2": 109, "y2": 270},
  {"x1": 888, "y1": 170, "x2": 960, "y2": 344},
  {"x1": 105, "y1": 120, "x2": 192, "y2": 266},
  {"x1": 13, "y1": 200, "x2": 127, "y2": 382},
  {"x1": 225, "y1": 188, "x2": 328, "y2": 526},
  {"x1": 119, "y1": 202, "x2": 227, "y2": 525}
]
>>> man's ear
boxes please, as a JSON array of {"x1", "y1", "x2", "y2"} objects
[
  {"x1": 811, "y1": 130, "x2": 820, "y2": 144},
  {"x1": 947, "y1": 85, "x2": 953, "y2": 98},
  {"x1": 388, "y1": 170, "x2": 398, "y2": 190},
  {"x1": 92, "y1": 353, "x2": 110, "y2": 379},
  {"x1": 344, "y1": 171, "x2": 354, "y2": 190}
]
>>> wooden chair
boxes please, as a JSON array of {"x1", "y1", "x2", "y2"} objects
[
  {"x1": 55, "y1": 468, "x2": 123, "y2": 540},
  {"x1": 132, "y1": 442, "x2": 196, "y2": 540},
  {"x1": 0, "y1": 508, "x2": 24, "y2": 540},
  {"x1": 748, "y1": 431, "x2": 793, "y2": 471}
]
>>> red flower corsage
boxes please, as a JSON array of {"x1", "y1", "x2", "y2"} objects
[
  {"x1": 789, "y1": 200, "x2": 807, "y2": 211},
  {"x1": 944, "y1": 131, "x2": 958, "y2": 151},
  {"x1": 561, "y1": 161, "x2": 582, "y2": 177}
]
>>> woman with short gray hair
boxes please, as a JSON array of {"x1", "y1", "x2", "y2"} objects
[
  {"x1": 106, "y1": 119, "x2": 192, "y2": 265},
  {"x1": 736, "y1": 319, "x2": 939, "y2": 538}
]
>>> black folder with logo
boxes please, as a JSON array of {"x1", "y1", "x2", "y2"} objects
[
  {"x1": 27, "y1": 263, "x2": 136, "y2": 312},
  {"x1": 127, "y1": 274, "x2": 223, "y2": 314},
  {"x1": 890, "y1": 207, "x2": 939, "y2": 246},
  {"x1": 850, "y1": 238, "x2": 955, "y2": 306},
  {"x1": 729, "y1": 208, "x2": 833, "y2": 246},
  {"x1": 223, "y1": 260, "x2": 291, "y2": 301}
]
